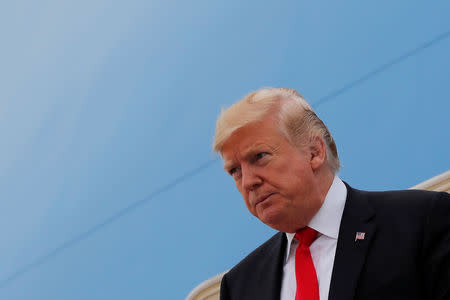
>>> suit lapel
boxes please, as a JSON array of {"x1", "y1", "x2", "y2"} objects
[
  {"x1": 328, "y1": 184, "x2": 376, "y2": 300},
  {"x1": 254, "y1": 232, "x2": 286, "y2": 300}
]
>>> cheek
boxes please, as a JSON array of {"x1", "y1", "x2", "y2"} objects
[
  {"x1": 242, "y1": 194, "x2": 253, "y2": 212},
  {"x1": 278, "y1": 170, "x2": 309, "y2": 197},
  {"x1": 236, "y1": 185, "x2": 254, "y2": 214},
  {"x1": 235, "y1": 182, "x2": 245, "y2": 198},
  {"x1": 243, "y1": 199, "x2": 258, "y2": 218}
]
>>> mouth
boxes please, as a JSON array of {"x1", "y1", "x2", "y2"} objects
[{"x1": 255, "y1": 193, "x2": 275, "y2": 206}]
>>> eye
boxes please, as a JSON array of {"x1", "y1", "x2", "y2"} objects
[
  {"x1": 228, "y1": 167, "x2": 242, "y2": 180},
  {"x1": 255, "y1": 152, "x2": 268, "y2": 160},
  {"x1": 229, "y1": 167, "x2": 237, "y2": 175}
]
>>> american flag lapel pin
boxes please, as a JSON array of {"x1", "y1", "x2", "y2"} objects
[{"x1": 355, "y1": 232, "x2": 365, "y2": 242}]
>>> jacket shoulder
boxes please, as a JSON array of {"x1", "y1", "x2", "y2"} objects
[
  {"x1": 221, "y1": 232, "x2": 286, "y2": 299},
  {"x1": 349, "y1": 186, "x2": 447, "y2": 211},
  {"x1": 226, "y1": 232, "x2": 285, "y2": 278}
]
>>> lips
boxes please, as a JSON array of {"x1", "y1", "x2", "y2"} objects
[{"x1": 254, "y1": 193, "x2": 275, "y2": 206}]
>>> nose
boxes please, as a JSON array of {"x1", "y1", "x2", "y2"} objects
[{"x1": 241, "y1": 165, "x2": 262, "y2": 191}]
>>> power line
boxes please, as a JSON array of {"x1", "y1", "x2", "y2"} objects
[
  {"x1": 313, "y1": 30, "x2": 450, "y2": 108},
  {"x1": 1, "y1": 29, "x2": 449, "y2": 289},
  {"x1": 0, "y1": 158, "x2": 219, "y2": 288}
]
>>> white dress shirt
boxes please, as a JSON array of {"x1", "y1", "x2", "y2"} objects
[{"x1": 280, "y1": 176, "x2": 347, "y2": 300}]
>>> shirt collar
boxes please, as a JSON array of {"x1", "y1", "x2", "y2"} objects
[{"x1": 284, "y1": 175, "x2": 347, "y2": 262}]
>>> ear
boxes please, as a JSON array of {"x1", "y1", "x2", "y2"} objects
[{"x1": 309, "y1": 137, "x2": 327, "y2": 171}]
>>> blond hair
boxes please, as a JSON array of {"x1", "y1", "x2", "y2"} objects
[{"x1": 213, "y1": 87, "x2": 340, "y2": 173}]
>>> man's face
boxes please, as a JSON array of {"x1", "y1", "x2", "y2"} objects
[{"x1": 221, "y1": 117, "x2": 324, "y2": 233}]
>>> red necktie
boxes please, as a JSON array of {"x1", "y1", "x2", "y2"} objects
[{"x1": 295, "y1": 227, "x2": 319, "y2": 300}]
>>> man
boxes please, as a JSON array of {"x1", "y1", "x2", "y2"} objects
[{"x1": 212, "y1": 88, "x2": 450, "y2": 300}]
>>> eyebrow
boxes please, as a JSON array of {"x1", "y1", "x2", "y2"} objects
[
  {"x1": 242, "y1": 143, "x2": 268, "y2": 158},
  {"x1": 223, "y1": 143, "x2": 269, "y2": 171},
  {"x1": 223, "y1": 158, "x2": 238, "y2": 171},
  {"x1": 223, "y1": 162, "x2": 232, "y2": 171}
]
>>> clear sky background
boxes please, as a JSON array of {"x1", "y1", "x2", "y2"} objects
[{"x1": 1, "y1": 1, "x2": 449, "y2": 299}]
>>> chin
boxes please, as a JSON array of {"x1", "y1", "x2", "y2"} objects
[
  {"x1": 258, "y1": 209, "x2": 288, "y2": 232},
  {"x1": 259, "y1": 210, "x2": 305, "y2": 233},
  {"x1": 265, "y1": 222, "x2": 294, "y2": 233}
]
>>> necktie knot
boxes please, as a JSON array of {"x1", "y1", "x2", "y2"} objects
[{"x1": 295, "y1": 227, "x2": 317, "y2": 247}]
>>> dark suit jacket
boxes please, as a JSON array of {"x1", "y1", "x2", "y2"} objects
[{"x1": 220, "y1": 185, "x2": 450, "y2": 300}]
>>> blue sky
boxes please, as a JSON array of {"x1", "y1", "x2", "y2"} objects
[{"x1": 1, "y1": 1, "x2": 449, "y2": 299}]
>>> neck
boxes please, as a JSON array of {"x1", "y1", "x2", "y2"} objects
[{"x1": 316, "y1": 168, "x2": 335, "y2": 206}]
